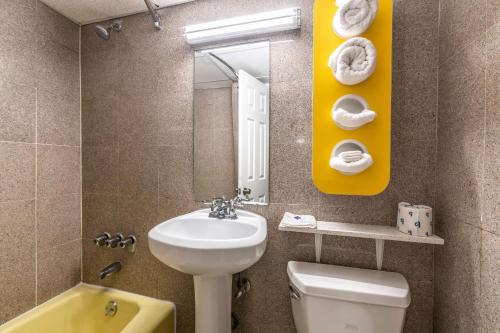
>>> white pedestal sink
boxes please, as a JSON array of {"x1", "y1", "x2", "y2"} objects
[{"x1": 148, "y1": 208, "x2": 267, "y2": 333}]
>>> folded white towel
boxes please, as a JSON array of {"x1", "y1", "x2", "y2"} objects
[
  {"x1": 330, "y1": 152, "x2": 373, "y2": 174},
  {"x1": 328, "y1": 37, "x2": 376, "y2": 85},
  {"x1": 333, "y1": 107, "x2": 377, "y2": 129},
  {"x1": 280, "y1": 212, "x2": 317, "y2": 229},
  {"x1": 339, "y1": 150, "x2": 363, "y2": 162},
  {"x1": 334, "y1": 0, "x2": 378, "y2": 38}
]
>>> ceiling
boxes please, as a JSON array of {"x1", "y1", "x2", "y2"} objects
[
  {"x1": 40, "y1": 0, "x2": 195, "y2": 25},
  {"x1": 195, "y1": 42, "x2": 270, "y2": 88}
]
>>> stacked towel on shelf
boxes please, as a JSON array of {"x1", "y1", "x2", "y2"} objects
[
  {"x1": 333, "y1": 107, "x2": 376, "y2": 129},
  {"x1": 328, "y1": 37, "x2": 376, "y2": 85},
  {"x1": 330, "y1": 152, "x2": 373, "y2": 174},
  {"x1": 280, "y1": 212, "x2": 317, "y2": 229},
  {"x1": 334, "y1": 0, "x2": 379, "y2": 38},
  {"x1": 339, "y1": 150, "x2": 363, "y2": 162}
]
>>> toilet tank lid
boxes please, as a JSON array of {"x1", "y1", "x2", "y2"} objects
[{"x1": 287, "y1": 261, "x2": 411, "y2": 308}]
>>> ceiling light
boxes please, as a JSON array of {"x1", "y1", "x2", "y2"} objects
[{"x1": 185, "y1": 7, "x2": 301, "y2": 45}]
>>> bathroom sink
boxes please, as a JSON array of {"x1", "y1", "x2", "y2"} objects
[
  {"x1": 149, "y1": 208, "x2": 267, "y2": 333},
  {"x1": 148, "y1": 208, "x2": 267, "y2": 275}
]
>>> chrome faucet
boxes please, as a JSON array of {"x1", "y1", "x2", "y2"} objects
[
  {"x1": 99, "y1": 262, "x2": 122, "y2": 279},
  {"x1": 204, "y1": 196, "x2": 253, "y2": 219}
]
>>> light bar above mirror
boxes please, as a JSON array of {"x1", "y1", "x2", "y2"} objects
[{"x1": 184, "y1": 7, "x2": 301, "y2": 45}]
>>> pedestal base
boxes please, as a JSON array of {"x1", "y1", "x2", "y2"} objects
[{"x1": 193, "y1": 275, "x2": 232, "y2": 333}]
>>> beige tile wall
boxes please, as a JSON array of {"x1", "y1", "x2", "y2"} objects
[
  {"x1": 434, "y1": 1, "x2": 499, "y2": 332},
  {"x1": 0, "y1": 1, "x2": 81, "y2": 323},
  {"x1": 193, "y1": 87, "x2": 236, "y2": 200},
  {"x1": 81, "y1": 1, "x2": 441, "y2": 332}
]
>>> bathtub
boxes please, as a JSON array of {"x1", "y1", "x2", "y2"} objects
[{"x1": 0, "y1": 284, "x2": 175, "y2": 333}]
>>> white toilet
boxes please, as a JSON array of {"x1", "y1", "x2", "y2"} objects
[{"x1": 287, "y1": 261, "x2": 411, "y2": 333}]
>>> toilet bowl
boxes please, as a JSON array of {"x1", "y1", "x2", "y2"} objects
[{"x1": 287, "y1": 261, "x2": 411, "y2": 333}]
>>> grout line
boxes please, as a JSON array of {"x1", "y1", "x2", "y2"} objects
[
  {"x1": 432, "y1": 1, "x2": 442, "y2": 327},
  {"x1": 34, "y1": 0, "x2": 39, "y2": 307},
  {"x1": 479, "y1": 45, "x2": 488, "y2": 227},
  {"x1": 481, "y1": 228, "x2": 500, "y2": 237},
  {"x1": 0, "y1": 141, "x2": 80, "y2": 148},
  {"x1": 0, "y1": 141, "x2": 37, "y2": 146},
  {"x1": 40, "y1": 238, "x2": 82, "y2": 253},
  {"x1": 37, "y1": 143, "x2": 81, "y2": 148},
  {"x1": 477, "y1": 39, "x2": 488, "y2": 302},
  {"x1": 0, "y1": 197, "x2": 37, "y2": 205},
  {"x1": 79, "y1": 24, "x2": 83, "y2": 283},
  {"x1": 36, "y1": 192, "x2": 81, "y2": 200}
]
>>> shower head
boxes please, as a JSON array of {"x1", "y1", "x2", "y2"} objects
[
  {"x1": 95, "y1": 25, "x2": 110, "y2": 40},
  {"x1": 95, "y1": 20, "x2": 123, "y2": 40}
]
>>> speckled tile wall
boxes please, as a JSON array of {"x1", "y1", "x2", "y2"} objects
[
  {"x1": 0, "y1": 0, "x2": 81, "y2": 324},
  {"x1": 434, "y1": 1, "x2": 499, "y2": 332},
  {"x1": 80, "y1": 1, "x2": 441, "y2": 332}
]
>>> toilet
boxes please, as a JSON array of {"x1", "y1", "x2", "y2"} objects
[{"x1": 287, "y1": 261, "x2": 411, "y2": 333}]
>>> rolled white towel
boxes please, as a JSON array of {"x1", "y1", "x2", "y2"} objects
[
  {"x1": 328, "y1": 37, "x2": 376, "y2": 85},
  {"x1": 330, "y1": 152, "x2": 373, "y2": 174},
  {"x1": 339, "y1": 150, "x2": 363, "y2": 162},
  {"x1": 335, "y1": 0, "x2": 350, "y2": 6},
  {"x1": 333, "y1": 107, "x2": 377, "y2": 129},
  {"x1": 280, "y1": 212, "x2": 317, "y2": 229},
  {"x1": 333, "y1": 0, "x2": 378, "y2": 38}
]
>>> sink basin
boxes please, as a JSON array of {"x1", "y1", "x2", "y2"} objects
[
  {"x1": 148, "y1": 208, "x2": 267, "y2": 275},
  {"x1": 148, "y1": 208, "x2": 267, "y2": 333}
]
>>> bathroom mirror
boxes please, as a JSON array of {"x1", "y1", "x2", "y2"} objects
[{"x1": 193, "y1": 41, "x2": 270, "y2": 204}]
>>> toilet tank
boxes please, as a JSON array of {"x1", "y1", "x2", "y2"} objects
[{"x1": 287, "y1": 261, "x2": 411, "y2": 333}]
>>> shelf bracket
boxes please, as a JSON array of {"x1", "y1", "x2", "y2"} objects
[
  {"x1": 376, "y1": 239, "x2": 384, "y2": 270},
  {"x1": 315, "y1": 234, "x2": 323, "y2": 263}
]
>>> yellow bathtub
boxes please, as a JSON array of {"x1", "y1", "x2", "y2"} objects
[{"x1": 0, "y1": 284, "x2": 175, "y2": 333}]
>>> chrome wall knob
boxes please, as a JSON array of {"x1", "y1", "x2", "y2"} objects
[
  {"x1": 94, "y1": 232, "x2": 111, "y2": 247},
  {"x1": 119, "y1": 235, "x2": 136, "y2": 252},
  {"x1": 106, "y1": 234, "x2": 124, "y2": 248}
]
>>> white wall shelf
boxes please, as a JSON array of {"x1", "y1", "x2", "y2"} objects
[{"x1": 279, "y1": 221, "x2": 444, "y2": 270}]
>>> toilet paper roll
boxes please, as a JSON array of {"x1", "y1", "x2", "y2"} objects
[
  {"x1": 414, "y1": 205, "x2": 433, "y2": 237},
  {"x1": 397, "y1": 202, "x2": 433, "y2": 237}
]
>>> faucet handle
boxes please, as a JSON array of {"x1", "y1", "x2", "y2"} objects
[
  {"x1": 119, "y1": 235, "x2": 136, "y2": 253},
  {"x1": 203, "y1": 197, "x2": 227, "y2": 209},
  {"x1": 106, "y1": 234, "x2": 123, "y2": 248},
  {"x1": 94, "y1": 232, "x2": 111, "y2": 247}
]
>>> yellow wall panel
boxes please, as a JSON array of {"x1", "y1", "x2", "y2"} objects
[{"x1": 313, "y1": 0, "x2": 393, "y2": 195}]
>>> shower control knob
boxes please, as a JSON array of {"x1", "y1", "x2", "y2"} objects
[
  {"x1": 119, "y1": 235, "x2": 137, "y2": 253},
  {"x1": 106, "y1": 234, "x2": 124, "y2": 248},
  {"x1": 94, "y1": 233, "x2": 111, "y2": 247}
]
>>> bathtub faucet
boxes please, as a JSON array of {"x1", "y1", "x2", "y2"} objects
[{"x1": 99, "y1": 261, "x2": 122, "y2": 279}]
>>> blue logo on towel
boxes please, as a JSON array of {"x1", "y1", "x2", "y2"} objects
[
  {"x1": 409, "y1": 211, "x2": 413, "y2": 217},
  {"x1": 415, "y1": 221, "x2": 421, "y2": 228},
  {"x1": 400, "y1": 218, "x2": 404, "y2": 224},
  {"x1": 294, "y1": 216, "x2": 301, "y2": 220}
]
